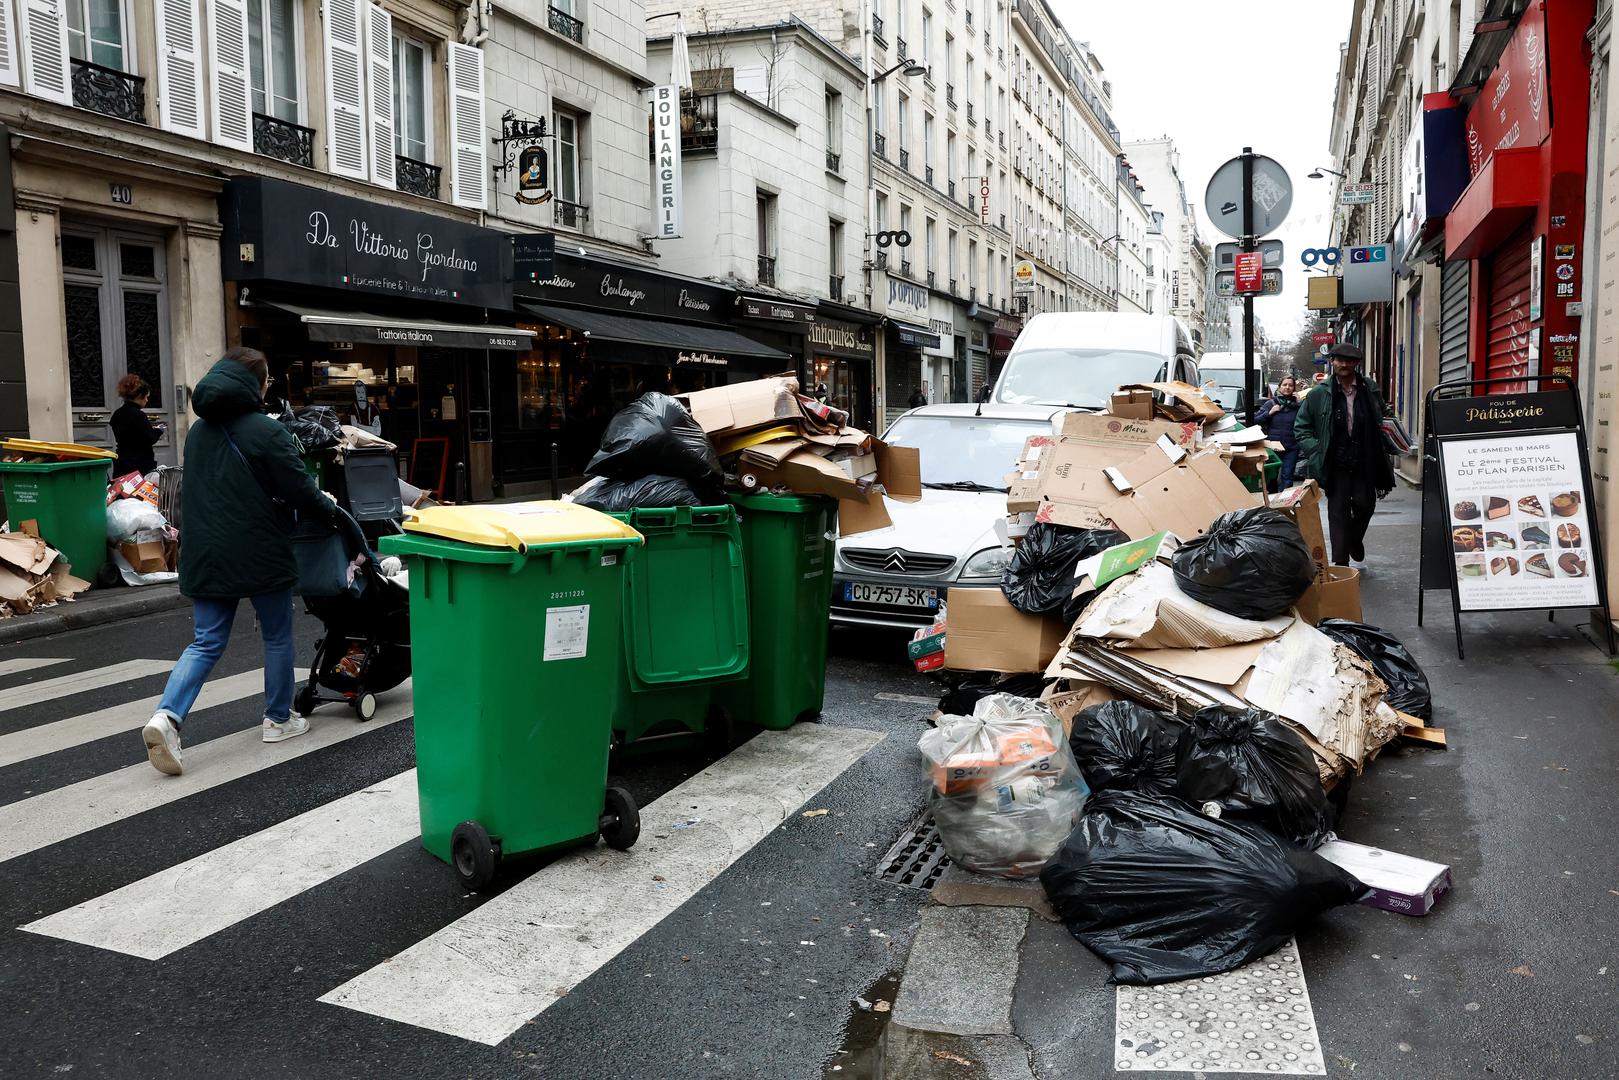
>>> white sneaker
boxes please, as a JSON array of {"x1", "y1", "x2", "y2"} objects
[
  {"x1": 263, "y1": 715, "x2": 310, "y2": 743},
  {"x1": 142, "y1": 714, "x2": 183, "y2": 776}
]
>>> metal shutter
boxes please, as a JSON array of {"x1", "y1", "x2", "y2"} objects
[
  {"x1": 1483, "y1": 225, "x2": 1535, "y2": 391},
  {"x1": 1438, "y1": 258, "x2": 1470, "y2": 387}
]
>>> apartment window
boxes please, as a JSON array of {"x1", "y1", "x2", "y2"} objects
[
  {"x1": 925, "y1": 218, "x2": 936, "y2": 274},
  {"x1": 825, "y1": 88, "x2": 842, "y2": 166},
  {"x1": 757, "y1": 191, "x2": 777, "y2": 286},
  {"x1": 876, "y1": 192, "x2": 889, "y2": 231},
  {"x1": 898, "y1": 94, "x2": 909, "y2": 159},
  {"x1": 983, "y1": 74, "x2": 991, "y2": 119},
  {"x1": 247, "y1": 0, "x2": 300, "y2": 121},
  {"x1": 829, "y1": 219, "x2": 844, "y2": 277},
  {"x1": 554, "y1": 107, "x2": 581, "y2": 204},
  {"x1": 967, "y1": 239, "x2": 977, "y2": 289},
  {"x1": 896, "y1": 0, "x2": 906, "y2": 35},
  {"x1": 921, "y1": 8, "x2": 931, "y2": 62},
  {"x1": 945, "y1": 34, "x2": 954, "y2": 87},
  {"x1": 874, "y1": 83, "x2": 885, "y2": 140},
  {"x1": 65, "y1": 0, "x2": 129, "y2": 70},
  {"x1": 966, "y1": 147, "x2": 976, "y2": 203},
  {"x1": 392, "y1": 34, "x2": 431, "y2": 163},
  {"x1": 963, "y1": 0, "x2": 972, "y2": 27},
  {"x1": 900, "y1": 204, "x2": 913, "y2": 271},
  {"x1": 947, "y1": 228, "x2": 958, "y2": 286},
  {"x1": 965, "y1": 56, "x2": 973, "y2": 106},
  {"x1": 923, "y1": 113, "x2": 934, "y2": 175}
]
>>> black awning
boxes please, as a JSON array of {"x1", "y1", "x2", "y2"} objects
[
  {"x1": 263, "y1": 302, "x2": 536, "y2": 351},
  {"x1": 889, "y1": 320, "x2": 942, "y2": 350},
  {"x1": 520, "y1": 304, "x2": 790, "y2": 360}
]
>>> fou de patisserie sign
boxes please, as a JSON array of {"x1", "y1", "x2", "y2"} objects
[{"x1": 220, "y1": 177, "x2": 513, "y2": 309}]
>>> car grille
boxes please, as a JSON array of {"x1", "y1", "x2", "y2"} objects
[{"x1": 842, "y1": 548, "x2": 956, "y2": 576}]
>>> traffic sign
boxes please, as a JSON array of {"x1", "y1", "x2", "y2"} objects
[
  {"x1": 1214, "y1": 239, "x2": 1284, "y2": 270},
  {"x1": 1215, "y1": 268, "x2": 1283, "y2": 298},
  {"x1": 1204, "y1": 153, "x2": 1293, "y2": 239},
  {"x1": 1233, "y1": 252, "x2": 1265, "y2": 294},
  {"x1": 1311, "y1": 331, "x2": 1337, "y2": 345}
]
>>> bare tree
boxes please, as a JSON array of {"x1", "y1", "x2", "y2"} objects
[
  {"x1": 691, "y1": 8, "x2": 732, "y2": 90},
  {"x1": 760, "y1": 31, "x2": 798, "y2": 111}
]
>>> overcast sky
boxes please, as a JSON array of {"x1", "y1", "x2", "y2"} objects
[{"x1": 1050, "y1": 0, "x2": 1354, "y2": 343}]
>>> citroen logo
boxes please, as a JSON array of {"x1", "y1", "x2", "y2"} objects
[{"x1": 882, "y1": 550, "x2": 908, "y2": 572}]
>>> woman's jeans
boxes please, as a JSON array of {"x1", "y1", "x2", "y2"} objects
[
  {"x1": 1277, "y1": 448, "x2": 1300, "y2": 491},
  {"x1": 157, "y1": 591, "x2": 295, "y2": 725}
]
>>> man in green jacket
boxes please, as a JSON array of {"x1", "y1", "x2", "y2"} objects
[
  {"x1": 1293, "y1": 343, "x2": 1396, "y2": 565},
  {"x1": 141, "y1": 348, "x2": 334, "y2": 776}
]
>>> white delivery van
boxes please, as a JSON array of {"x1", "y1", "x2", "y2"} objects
[
  {"x1": 990, "y1": 312, "x2": 1202, "y2": 409},
  {"x1": 1195, "y1": 351, "x2": 1254, "y2": 414}
]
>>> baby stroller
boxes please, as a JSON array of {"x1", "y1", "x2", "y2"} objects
[{"x1": 294, "y1": 508, "x2": 411, "y2": 721}]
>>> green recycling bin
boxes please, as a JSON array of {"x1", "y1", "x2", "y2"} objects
[
  {"x1": 379, "y1": 501, "x2": 644, "y2": 891},
  {"x1": 717, "y1": 493, "x2": 836, "y2": 731},
  {"x1": 607, "y1": 505, "x2": 749, "y2": 747},
  {"x1": 0, "y1": 457, "x2": 114, "y2": 580},
  {"x1": 1241, "y1": 447, "x2": 1283, "y2": 494}
]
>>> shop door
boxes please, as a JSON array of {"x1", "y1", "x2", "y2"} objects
[
  {"x1": 1438, "y1": 259, "x2": 1470, "y2": 387},
  {"x1": 61, "y1": 227, "x2": 176, "y2": 463},
  {"x1": 1482, "y1": 225, "x2": 1535, "y2": 391}
]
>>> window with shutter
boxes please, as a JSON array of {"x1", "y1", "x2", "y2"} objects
[
  {"x1": 155, "y1": 0, "x2": 204, "y2": 136},
  {"x1": 446, "y1": 41, "x2": 485, "y2": 209},
  {"x1": 22, "y1": 0, "x2": 70, "y2": 104},
  {"x1": 323, "y1": 0, "x2": 367, "y2": 179},
  {"x1": 364, "y1": 4, "x2": 393, "y2": 187},
  {"x1": 209, "y1": 0, "x2": 252, "y2": 149},
  {"x1": 0, "y1": 0, "x2": 20, "y2": 88}
]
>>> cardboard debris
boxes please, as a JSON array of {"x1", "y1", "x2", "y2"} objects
[
  {"x1": 677, "y1": 377, "x2": 804, "y2": 435},
  {"x1": 1039, "y1": 679, "x2": 1119, "y2": 734},
  {"x1": 1071, "y1": 562, "x2": 1294, "y2": 650},
  {"x1": 944, "y1": 587, "x2": 1068, "y2": 674},
  {"x1": 0, "y1": 531, "x2": 84, "y2": 618},
  {"x1": 1269, "y1": 481, "x2": 1329, "y2": 581},
  {"x1": 1316, "y1": 839, "x2": 1453, "y2": 916},
  {"x1": 1398, "y1": 711, "x2": 1448, "y2": 747},
  {"x1": 1119, "y1": 381, "x2": 1225, "y2": 423},
  {"x1": 1296, "y1": 565, "x2": 1363, "y2": 625}
]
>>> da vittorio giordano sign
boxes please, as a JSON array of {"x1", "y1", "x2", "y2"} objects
[{"x1": 652, "y1": 85, "x2": 683, "y2": 239}]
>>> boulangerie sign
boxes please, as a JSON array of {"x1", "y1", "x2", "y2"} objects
[
  {"x1": 1465, "y1": 5, "x2": 1550, "y2": 176},
  {"x1": 651, "y1": 85, "x2": 683, "y2": 238}
]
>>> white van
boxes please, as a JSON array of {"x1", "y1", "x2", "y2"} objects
[
  {"x1": 991, "y1": 312, "x2": 1201, "y2": 409},
  {"x1": 1195, "y1": 351, "x2": 1253, "y2": 414}
]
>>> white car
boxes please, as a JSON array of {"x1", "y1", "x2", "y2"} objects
[{"x1": 831, "y1": 403, "x2": 1067, "y2": 630}]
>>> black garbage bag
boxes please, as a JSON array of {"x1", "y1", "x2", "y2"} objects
[
  {"x1": 1317, "y1": 619, "x2": 1433, "y2": 720},
  {"x1": 935, "y1": 672, "x2": 1048, "y2": 718},
  {"x1": 573, "y1": 475, "x2": 704, "y2": 512},
  {"x1": 1069, "y1": 701, "x2": 1181, "y2": 796},
  {"x1": 997, "y1": 525, "x2": 1100, "y2": 616},
  {"x1": 1059, "y1": 528, "x2": 1131, "y2": 626},
  {"x1": 287, "y1": 406, "x2": 344, "y2": 452},
  {"x1": 1039, "y1": 791, "x2": 1370, "y2": 984},
  {"x1": 585, "y1": 393, "x2": 723, "y2": 490},
  {"x1": 1175, "y1": 705, "x2": 1333, "y2": 849},
  {"x1": 1170, "y1": 507, "x2": 1314, "y2": 620}
]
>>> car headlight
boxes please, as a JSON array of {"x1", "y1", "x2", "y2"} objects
[{"x1": 960, "y1": 546, "x2": 1013, "y2": 581}]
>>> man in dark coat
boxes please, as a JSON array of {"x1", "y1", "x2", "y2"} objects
[
  {"x1": 141, "y1": 348, "x2": 333, "y2": 776},
  {"x1": 1294, "y1": 344, "x2": 1396, "y2": 565}
]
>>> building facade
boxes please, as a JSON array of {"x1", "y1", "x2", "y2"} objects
[
  {"x1": 1124, "y1": 135, "x2": 1209, "y2": 345},
  {"x1": 1114, "y1": 163, "x2": 1150, "y2": 313}
]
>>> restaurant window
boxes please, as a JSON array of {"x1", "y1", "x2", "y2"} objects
[{"x1": 248, "y1": 0, "x2": 301, "y2": 122}]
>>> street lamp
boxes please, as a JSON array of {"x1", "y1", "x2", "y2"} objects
[
  {"x1": 872, "y1": 60, "x2": 927, "y2": 84},
  {"x1": 1307, "y1": 166, "x2": 1348, "y2": 179}
]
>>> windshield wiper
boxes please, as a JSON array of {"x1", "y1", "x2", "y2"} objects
[
  {"x1": 1027, "y1": 400, "x2": 1101, "y2": 410},
  {"x1": 923, "y1": 481, "x2": 1008, "y2": 493}
]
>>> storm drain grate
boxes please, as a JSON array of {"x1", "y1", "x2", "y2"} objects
[{"x1": 875, "y1": 816, "x2": 951, "y2": 891}]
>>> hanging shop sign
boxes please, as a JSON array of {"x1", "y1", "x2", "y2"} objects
[
  {"x1": 1465, "y1": 6, "x2": 1550, "y2": 177},
  {"x1": 516, "y1": 146, "x2": 552, "y2": 205},
  {"x1": 1341, "y1": 244, "x2": 1393, "y2": 304},
  {"x1": 1012, "y1": 259, "x2": 1036, "y2": 294},
  {"x1": 221, "y1": 178, "x2": 512, "y2": 309},
  {"x1": 650, "y1": 85, "x2": 683, "y2": 238},
  {"x1": 810, "y1": 317, "x2": 875, "y2": 360}
]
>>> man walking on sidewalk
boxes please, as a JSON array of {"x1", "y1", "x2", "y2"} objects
[
  {"x1": 141, "y1": 348, "x2": 334, "y2": 776},
  {"x1": 1294, "y1": 343, "x2": 1395, "y2": 565}
]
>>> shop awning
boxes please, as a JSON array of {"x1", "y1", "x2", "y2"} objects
[
  {"x1": 520, "y1": 303, "x2": 789, "y2": 360},
  {"x1": 263, "y1": 302, "x2": 537, "y2": 351},
  {"x1": 888, "y1": 319, "x2": 942, "y2": 350},
  {"x1": 1444, "y1": 145, "x2": 1541, "y2": 262}
]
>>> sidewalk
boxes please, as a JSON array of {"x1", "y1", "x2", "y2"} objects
[
  {"x1": 844, "y1": 486, "x2": 1619, "y2": 1079},
  {"x1": 0, "y1": 582, "x2": 186, "y2": 645}
]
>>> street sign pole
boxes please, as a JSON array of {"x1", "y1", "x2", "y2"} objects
[{"x1": 1241, "y1": 147, "x2": 1256, "y2": 427}]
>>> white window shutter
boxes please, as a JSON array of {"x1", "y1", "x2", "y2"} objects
[
  {"x1": 323, "y1": 0, "x2": 368, "y2": 179},
  {"x1": 20, "y1": 0, "x2": 68, "y2": 104},
  {"x1": 364, "y1": 4, "x2": 394, "y2": 187},
  {"x1": 208, "y1": 0, "x2": 252, "y2": 150},
  {"x1": 447, "y1": 42, "x2": 486, "y2": 210},
  {"x1": 0, "y1": 0, "x2": 20, "y2": 89},
  {"x1": 154, "y1": 0, "x2": 205, "y2": 137}
]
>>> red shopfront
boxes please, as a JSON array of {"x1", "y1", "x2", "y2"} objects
[{"x1": 1444, "y1": 0, "x2": 1594, "y2": 390}]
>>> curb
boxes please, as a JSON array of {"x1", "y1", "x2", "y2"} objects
[{"x1": 0, "y1": 586, "x2": 188, "y2": 645}]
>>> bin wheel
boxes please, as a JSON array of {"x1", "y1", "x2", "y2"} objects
[
  {"x1": 451, "y1": 821, "x2": 499, "y2": 891},
  {"x1": 354, "y1": 692, "x2": 378, "y2": 722},
  {"x1": 294, "y1": 685, "x2": 317, "y2": 718},
  {"x1": 599, "y1": 787, "x2": 640, "y2": 851}
]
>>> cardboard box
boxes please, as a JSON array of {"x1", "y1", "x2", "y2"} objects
[
  {"x1": 944, "y1": 587, "x2": 1068, "y2": 674},
  {"x1": 676, "y1": 377, "x2": 803, "y2": 435},
  {"x1": 1058, "y1": 411, "x2": 1200, "y2": 448},
  {"x1": 120, "y1": 540, "x2": 167, "y2": 575},
  {"x1": 1107, "y1": 389, "x2": 1155, "y2": 420},
  {"x1": 913, "y1": 651, "x2": 947, "y2": 673},
  {"x1": 1094, "y1": 452, "x2": 1259, "y2": 540},
  {"x1": 1316, "y1": 839, "x2": 1453, "y2": 916},
  {"x1": 1296, "y1": 565, "x2": 1361, "y2": 625},
  {"x1": 1270, "y1": 480, "x2": 1328, "y2": 581},
  {"x1": 1119, "y1": 381, "x2": 1225, "y2": 423}
]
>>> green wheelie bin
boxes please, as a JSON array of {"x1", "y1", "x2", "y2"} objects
[
  {"x1": 379, "y1": 501, "x2": 644, "y2": 891},
  {"x1": 607, "y1": 505, "x2": 749, "y2": 748},
  {"x1": 716, "y1": 493, "x2": 836, "y2": 731},
  {"x1": 0, "y1": 456, "x2": 114, "y2": 581}
]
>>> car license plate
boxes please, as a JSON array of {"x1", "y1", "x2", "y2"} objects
[{"x1": 843, "y1": 582, "x2": 939, "y2": 609}]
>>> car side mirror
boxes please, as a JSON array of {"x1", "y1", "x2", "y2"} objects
[{"x1": 977, "y1": 384, "x2": 993, "y2": 403}]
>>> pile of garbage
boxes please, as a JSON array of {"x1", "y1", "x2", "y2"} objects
[
  {"x1": 0, "y1": 531, "x2": 89, "y2": 617},
  {"x1": 106, "y1": 472, "x2": 179, "y2": 586},
  {"x1": 910, "y1": 379, "x2": 1448, "y2": 985},
  {"x1": 570, "y1": 377, "x2": 919, "y2": 532}
]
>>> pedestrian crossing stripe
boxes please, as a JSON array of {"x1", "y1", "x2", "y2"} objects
[
  {"x1": 0, "y1": 657, "x2": 69, "y2": 679},
  {"x1": 0, "y1": 680, "x2": 412, "y2": 865},
  {"x1": 0, "y1": 659, "x2": 172, "y2": 714}
]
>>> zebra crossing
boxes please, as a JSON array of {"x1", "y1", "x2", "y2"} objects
[{"x1": 0, "y1": 649, "x2": 887, "y2": 1062}]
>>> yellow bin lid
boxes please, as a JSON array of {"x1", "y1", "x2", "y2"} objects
[
  {"x1": 402, "y1": 500, "x2": 641, "y2": 552},
  {"x1": 0, "y1": 438, "x2": 117, "y2": 461}
]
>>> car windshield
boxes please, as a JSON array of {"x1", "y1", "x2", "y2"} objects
[
  {"x1": 995, "y1": 348, "x2": 1170, "y2": 408},
  {"x1": 1201, "y1": 371, "x2": 1244, "y2": 410},
  {"x1": 880, "y1": 414, "x2": 1049, "y2": 491}
]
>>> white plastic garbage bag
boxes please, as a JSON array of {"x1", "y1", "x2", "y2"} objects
[
  {"x1": 105, "y1": 498, "x2": 166, "y2": 543},
  {"x1": 919, "y1": 693, "x2": 1090, "y2": 879}
]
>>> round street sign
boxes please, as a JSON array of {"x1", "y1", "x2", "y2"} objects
[{"x1": 1204, "y1": 154, "x2": 1294, "y2": 240}]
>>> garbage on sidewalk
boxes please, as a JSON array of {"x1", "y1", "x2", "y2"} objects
[
  {"x1": 104, "y1": 475, "x2": 179, "y2": 584},
  {"x1": 1315, "y1": 839, "x2": 1453, "y2": 916},
  {"x1": 0, "y1": 530, "x2": 90, "y2": 617}
]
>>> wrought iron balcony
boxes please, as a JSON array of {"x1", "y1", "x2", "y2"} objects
[
  {"x1": 947, "y1": 179, "x2": 956, "y2": 199},
  {"x1": 998, "y1": 130, "x2": 1005, "y2": 149},
  {"x1": 875, "y1": 132, "x2": 887, "y2": 158},
  {"x1": 987, "y1": 292, "x2": 995, "y2": 308},
  {"x1": 897, "y1": 37, "x2": 908, "y2": 59},
  {"x1": 927, "y1": 271, "x2": 936, "y2": 287},
  {"x1": 758, "y1": 255, "x2": 777, "y2": 286},
  {"x1": 252, "y1": 112, "x2": 315, "y2": 168},
  {"x1": 682, "y1": 91, "x2": 718, "y2": 152},
  {"x1": 969, "y1": 285, "x2": 977, "y2": 300},
  {"x1": 946, "y1": 84, "x2": 956, "y2": 108},
  {"x1": 554, "y1": 199, "x2": 590, "y2": 228},
  {"x1": 901, "y1": 260, "x2": 913, "y2": 277},
  {"x1": 1000, "y1": 213, "x2": 1007, "y2": 229},
  {"x1": 829, "y1": 274, "x2": 844, "y2": 298},
  {"x1": 998, "y1": 47, "x2": 1004, "y2": 65},
  {"x1": 872, "y1": 13, "x2": 885, "y2": 44},
  {"x1": 966, "y1": 102, "x2": 975, "y2": 125},
  {"x1": 925, "y1": 164, "x2": 934, "y2": 185},
  {"x1": 899, "y1": 148, "x2": 911, "y2": 171},
  {"x1": 548, "y1": 5, "x2": 584, "y2": 42},
  {"x1": 826, "y1": 149, "x2": 841, "y2": 173},
  {"x1": 948, "y1": 277, "x2": 957, "y2": 294},
  {"x1": 968, "y1": 194, "x2": 975, "y2": 210},
  {"x1": 395, "y1": 155, "x2": 441, "y2": 199},
  {"x1": 71, "y1": 58, "x2": 145, "y2": 124},
  {"x1": 876, "y1": 251, "x2": 889, "y2": 269}
]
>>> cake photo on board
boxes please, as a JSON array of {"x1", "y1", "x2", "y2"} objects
[
  {"x1": 1486, "y1": 531, "x2": 1516, "y2": 550},
  {"x1": 1486, "y1": 496, "x2": 1512, "y2": 519},
  {"x1": 1517, "y1": 495, "x2": 1545, "y2": 517},
  {"x1": 1520, "y1": 524, "x2": 1550, "y2": 548},
  {"x1": 1558, "y1": 553, "x2": 1588, "y2": 577},
  {"x1": 1527, "y1": 552, "x2": 1554, "y2": 578},
  {"x1": 1452, "y1": 526, "x2": 1482, "y2": 553},
  {"x1": 1552, "y1": 492, "x2": 1580, "y2": 517},
  {"x1": 1557, "y1": 523, "x2": 1582, "y2": 548},
  {"x1": 1457, "y1": 554, "x2": 1485, "y2": 578},
  {"x1": 1453, "y1": 500, "x2": 1480, "y2": 521}
]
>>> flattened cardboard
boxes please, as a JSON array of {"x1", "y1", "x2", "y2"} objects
[
  {"x1": 1118, "y1": 639, "x2": 1269, "y2": 686},
  {"x1": 1100, "y1": 453, "x2": 1258, "y2": 540},
  {"x1": 944, "y1": 587, "x2": 1068, "y2": 674},
  {"x1": 1059, "y1": 411, "x2": 1200, "y2": 448},
  {"x1": 837, "y1": 493, "x2": 892, "y2": 536},
  {"x1": 1296, "y1": 565, "x2": 1362, "y2": 625},
  {"x1": 676, "y1": 378, "x2": 801, "y2": 434},
  {"x1": 875, "y1": 442, "x2": 922, "y2": 501}
]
